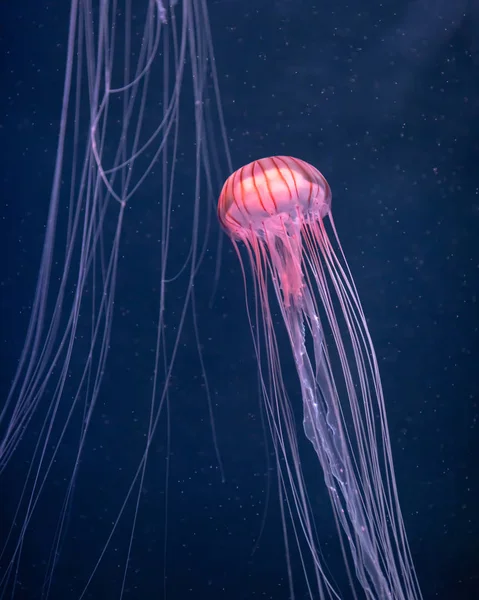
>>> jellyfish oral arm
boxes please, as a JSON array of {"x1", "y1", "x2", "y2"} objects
[{"x1": 282, "y1": 289, "x2": 392, "y2": 599}]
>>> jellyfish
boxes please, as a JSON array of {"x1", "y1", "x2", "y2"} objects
[
  {"x1": 218, "y1": 156, "x2": 422, "y2": 600},
  {"x1": 0, "y1": 1, "x2": 230, "y2": 597}
]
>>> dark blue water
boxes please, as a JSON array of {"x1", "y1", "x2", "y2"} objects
[{"x1": 1, "y1": 1, "x2": 478, "y2": 599}]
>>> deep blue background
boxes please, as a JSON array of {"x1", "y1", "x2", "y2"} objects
[{"x1": 1, "y1": 1, "x2": 478, "y2": 599}]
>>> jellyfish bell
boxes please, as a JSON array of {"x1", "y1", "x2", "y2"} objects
[
  {"x1": 218, "y1": 156, "x2": 422, "y2": 599},
  {"x1": 218, "y1": 156, "x2": 332, "y2": 308},
  {"x1": 218, "y1": 156, "x2": 331, "y2": 235}
]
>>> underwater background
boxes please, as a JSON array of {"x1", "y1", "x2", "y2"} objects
[{"x1": 0, "y1": 1, "x2": 478, "y2": 599}]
